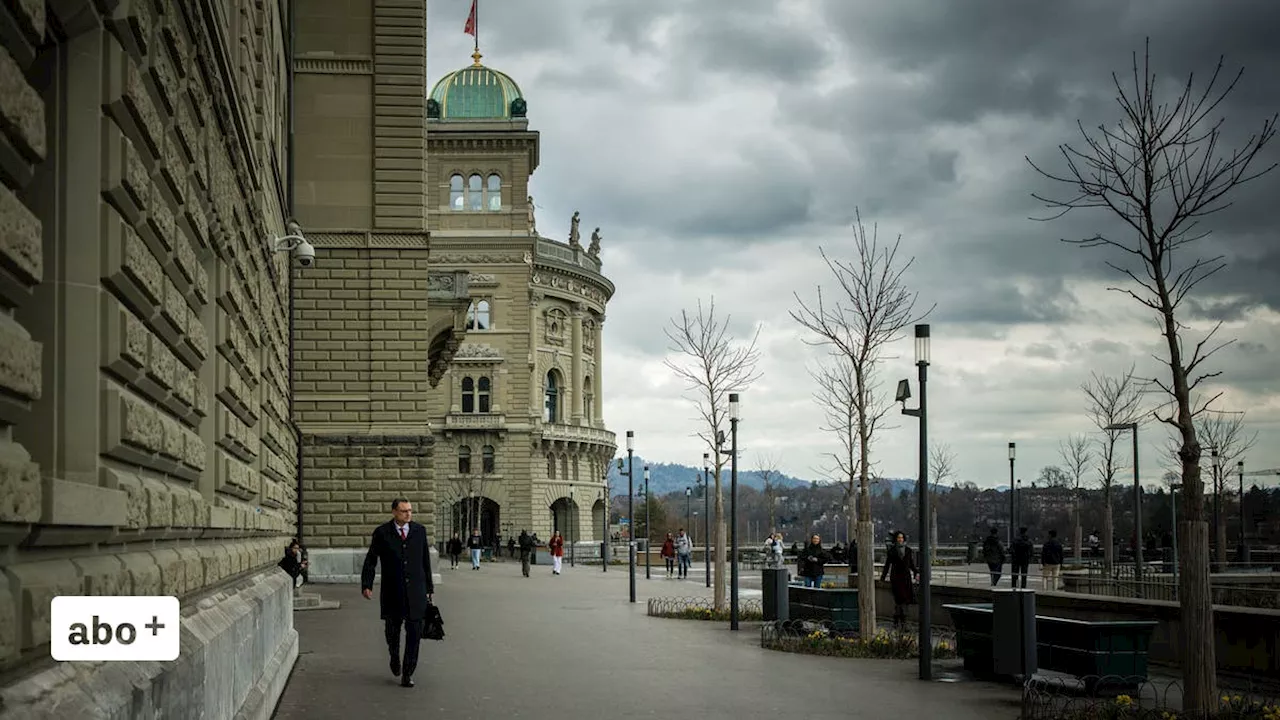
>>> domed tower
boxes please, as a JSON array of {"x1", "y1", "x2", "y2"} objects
[{"x1": 425, "y1": 50, "x2": 616, "y2": 554}]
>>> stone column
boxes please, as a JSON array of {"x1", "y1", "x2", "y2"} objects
[
  {"x1": 528, "y1": 291, "x2": 541, "y2": 421},
  {"x1": 593, "y1": 314, "x2": 604, "y2": 423},
  {"x1": 571, "y1": 304, "x2": 584, "y2": 425}
]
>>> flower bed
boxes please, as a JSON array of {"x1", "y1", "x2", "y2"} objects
[
  {"x1": 647, "y1": 596, "x2": 764, "y2": 622},
  {"x1": 1044, "y1": 694, "x2": 1280, "y2": 720},
  {"x1": 762, "y1": 623, "x2": 958, "y2": 660}
]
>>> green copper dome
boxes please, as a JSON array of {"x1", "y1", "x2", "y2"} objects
[{"x1": 428, "y1": 53, "x2": 526, "y2": 120}]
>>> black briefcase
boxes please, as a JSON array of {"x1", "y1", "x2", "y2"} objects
[{"x1": 421, "y1": 602, "x2": 445, "y2": 641}]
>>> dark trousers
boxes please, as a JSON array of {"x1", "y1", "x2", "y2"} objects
[
  {"x1": 449, "y1": 553, "x2": 459, "y2": 568},
  {"x1": 988, "y1": 563, "x2": 1003, "y2": 586},
  {"x1": 384, "y1": 617, "x2": 424, "y2": 677},
  {"x1": 1011, "y1": 561, "x2": 1029, "y2": 588},
  {"x1": 521, "y1": 554, "x2": 531, "y2": 576}
]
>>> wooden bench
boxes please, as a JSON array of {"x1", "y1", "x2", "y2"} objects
[
  {"x1": 787, "y1": 586, "x2": 860, "y2": 625},
  {"x1": 944, "y1": 603, "x2": 1156, "y2": 691}
]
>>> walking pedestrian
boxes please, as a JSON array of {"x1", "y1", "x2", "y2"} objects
[
  {"x1": 1011, "y1": 527, "x2": 1033, "y2": 589},
  {"x1": 360, "y1": 498, "x2": 434, "y2": 689},
  {"x1": 881, "y1": 530, "x2": 919, "y2": 628},
  {"x1": 548, "y1": 530, "x2": 565, "y2": 574},
  {"x1": 1040, "y1": 529, "x2": 1064, "y2": 590},
  {"x1": 674, "y1": 529, "x2": 693, "y2": 579},
  {"x1": 467, "y1": 528, "x2": 483, "y2": 570},
  {"x1": 660, "y1": 533, "x2": 676, "y2": 578},
  {"x1": 518, "y1": 530, "x2": 533, "y2": 577},
  {"x1": 798, "y1": 534, "x2": 831, "y2": 588},
  {"x1": 982, "y1": 527, "x2": 1006, "y2": 586},
  {"x1": 508, "y1": 537, "x2": 516, "y2": 558},
  {"x1": 446, "y1": 532, "x2": 463, "y2": 569}
]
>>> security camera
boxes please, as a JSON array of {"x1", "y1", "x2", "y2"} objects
[
  {"x1": 294, "y1": 240, "x2": 315, "y2": 267},
  {"x1": 270, "y1": 225, "x2": 316, "y2": 268}
]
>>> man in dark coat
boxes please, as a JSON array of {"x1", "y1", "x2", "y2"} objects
[
  {"x1": 1010, "y1": 527, "x2": 1033, "y2": 589},
  {"x1": 361, "y1": 498, "x2": 435, "y2": 688},
  {"x1": 518, "y1": 530, "x2": 534, "y2": 577},
  {"x1": 982, "y1": 527, "x2": 1006, "y2": 586}
]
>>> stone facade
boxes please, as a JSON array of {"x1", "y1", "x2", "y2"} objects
[
  {"x1": 0, "y1": 1, "x2": 297, "y2": 717},
  {"x1": 426, "y1": 57, "x2": 617, "y2": 547}
]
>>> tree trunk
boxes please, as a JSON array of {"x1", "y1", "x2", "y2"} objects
[
  {"x1": 856, "y1": 519, "x2": 876, "y2": 637},
  {"x1": 1073, "y1": 522, "x2": 1083, "y2": 565},
  {"x1": 713, "y1": 486, "x2": 726, "y2": 611},
  {"x1": 1179, "y1": 519, "x2": 1217, "y2": 713},
  {"x1": 1102, "y1": 501, "x2": 1114, "y2": 576},
  {"x1": 1215, "y1": 520, "x2": 1227, "y2": 566}
]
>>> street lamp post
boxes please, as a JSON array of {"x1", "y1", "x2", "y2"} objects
[
  {"x1": 729, "y1": 393, "x2": 741, "y2": 631},
  {"x1": 898, "y1": 323, "x2": 932, "y2": 681},
  {"x1": 1237, "y1": 460, "x2": 1246, "y2": 558},
  {"x1": 1017, "y1": 479, "x2": 1023, "y2": 529},
  {"x1": 685, "y1": 487, "x2": 692, "y2": 540},
  {"x1": 1105, "y1": 421, "x2": 1141, "y2": 585},
  {"x1": 702, "y1": 453, "x2": 711, "y2": 588},
  {"x1": 1008, "y1": 443, "x2": 1016, "y2": 545},
  {"x1": 626, "y1": 431, "x2": 636, "y2": 602},
  {"x1": 1169, "y1": 482, "x2": 1181, "y2": 581},
  {"x1": 600, "y1": 483, "x2": 608, "y2": 573},
  {"x1": 569, "y1": 485, "x2": 576, "y2": 568},
  {"x1": 644, "y1": 465, "x2": 652, "y2": 580},
  {"x1": 1211, "y1": 447, "x2": 1221, "y2": 565}
]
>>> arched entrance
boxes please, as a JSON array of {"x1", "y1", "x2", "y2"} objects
[
  {"x1": 549, "y1": 497, "x2": 580, "y2": 544},
  {"x1": 452, "y1": 497, "x2": 501, "y2": 546},
  {"x1": 592, "y1": 499, "x2": 606, "y2": 543}
]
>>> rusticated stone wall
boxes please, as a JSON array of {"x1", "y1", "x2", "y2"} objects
[{"x1": 1, "y1": 0, "x2": 298, "y2": 714}]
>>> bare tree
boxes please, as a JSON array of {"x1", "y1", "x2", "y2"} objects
[
  {"x1": 1195, "y1": 410, "x2": 1258, "y2": 562},
  {"x1": 928, "y1": 442, "x2": 957, "y2": 559},
  {"x1": 665, "y1": 297, "x2": 762, "y2": 611},
  {"x1": 1081, "y1": 366, "x2": 1146, "y2": 576},
  {"x1": 1028, "y1": 42, "x2": 1277, "y2": 711},
  {"x1": 791, "y1": 209, "x2": 928, "y2": 637},
  {"x1": 811, "y1": 355, "x2": 893, "y2": 556},
  {"x1": 1059, "y1": 434, "x2": 1094, "y2": 561},
  {"x1": 754, "y1": 451, "x2": 784, "y2": 535}
]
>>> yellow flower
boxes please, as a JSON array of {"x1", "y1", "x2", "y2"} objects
[{"x1": 1115, "y1": 695, "x2": 1133, "y2": 707}]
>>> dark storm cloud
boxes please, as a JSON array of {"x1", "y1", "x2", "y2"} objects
[
  {"x1": 931, "y1": 277, "x2": 1080, "y2": 326},
  {"x1": 777, "y1": 0, "x2": 1280, "y2": 311}
]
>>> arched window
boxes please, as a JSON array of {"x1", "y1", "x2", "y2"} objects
[
  {"x1": 544, "y1": 370, "x2": 560, "y2": 423},
  {"x1": 468, "y1": 174, "x2": 483, "y2": 210},
  {"x1": 583, "y1": 375, "x2": 594, "y2": 422},
  {"x1": 477, "y1": 376, "x2": 491, "y2": 413},
  {"x1": 467, "y1": 299, "x2": 490, "y2": 330},
  {"x1": 486, "y1": 174, "x2": 502, "y2": 211},
  {"x1": 461, "y1": 376, "x2": 475, "y2": 414},
  {"x1": 560, "y1": 454, "x2": 569, "y2": 482},
  {"x1": 547, "y1": 453, "x2": 556, "y2": 479},
  {"x1": 458, "y1": 445, "x2": 472, "y2": 474},
  {"x1": 449, "y1": 174, "x2": 464, "y2": 210},
  {"x1": 482, "y1": 445, "x2": 495, "y2": 474}
]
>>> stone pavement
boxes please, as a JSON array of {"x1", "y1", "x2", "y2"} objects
[{"x1": 271, "y1": 559, "x2": 1023, "y2": 719}]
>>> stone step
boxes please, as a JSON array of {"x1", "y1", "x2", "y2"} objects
[{"x1": 293, "y1": 591, "x2": 341, "y2": 611}]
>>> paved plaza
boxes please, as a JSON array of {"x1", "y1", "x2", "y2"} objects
[{"x1": 272, "y1": 557, "x2": 1023, "y2": 719}]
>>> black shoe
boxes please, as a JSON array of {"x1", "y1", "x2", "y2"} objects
[
  {"x1": 390, "y1": 656, "x2": 401, "y2": 677},
  {"x1": 400, "y1": 676, "x2": 414, "y2": 688}
]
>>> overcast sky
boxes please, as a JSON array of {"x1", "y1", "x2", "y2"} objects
[{"x1": 426, "y1": 1, "x2": 1280, "y2": 490}]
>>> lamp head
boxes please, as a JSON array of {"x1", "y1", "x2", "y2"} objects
[
  {"x1": 895, "y1": 379, "x2": 911, "y2": 404},
  {"x1": 729, "y1": 393, "x2": 740, "y2": 421},
  {"x1": 626, "y1": 430, "x2": 634, "y2": 451},
  {"x1": 702, "y1": 452, "x2": 709, "y2": 471},
  {"x1": 914, "y1": 324, "x2": 930, "y2": 365},
  {"x1": 644, "y1": 465, "x2": 650, "y2": 481},
  {"x1": 615, "y1": 458, "x2": 623, "y2": 471},
  {"x1": 1008, "y1": 442, "x2": 1016, "y2": 461},
  {"x1": 686, "y1": 487, "x2": 691, "y2": 496}
]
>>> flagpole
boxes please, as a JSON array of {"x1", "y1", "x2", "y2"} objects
[{"x1": 475, "y1": 0, "x2": 479, "y2": 54}]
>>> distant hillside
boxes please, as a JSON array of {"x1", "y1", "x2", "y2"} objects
[{"x1": 606, "y1": 458, "x2": 807, "y2": 496}]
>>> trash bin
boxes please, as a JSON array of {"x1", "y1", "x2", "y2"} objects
[
  {"x1": 762, "y1": 568, "x2": 790, "y2": 621},
  {"x1": 993, "y1": 589, "x2": 1037, "y2": 678},
  {"x1": 966, "y1": 541, "x2": 979, "y2": 564}
]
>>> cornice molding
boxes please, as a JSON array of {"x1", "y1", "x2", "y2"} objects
[
  {"x1": 307, "y1": 231, "x2": 430, "y2": 248},
  {"x1": 294, "y1": 55, "x2": 373, "y2": 75}
]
